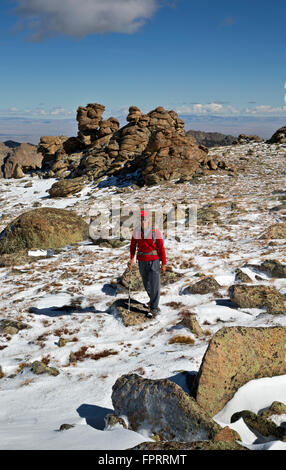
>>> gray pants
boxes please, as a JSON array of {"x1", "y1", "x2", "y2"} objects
[{"x1": 138, "y1": 259, "x2": 160, "y2": 310}]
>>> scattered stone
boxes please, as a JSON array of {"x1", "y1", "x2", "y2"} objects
[
  {"x1": 213, "y1": 426, "x2": 241, "y2": 442},
  {"x1": 0, "y1": 207, "x2": 90, "y2": 255},
  {"x1": 117, "y1": 263, "x2": 183, "y2": 293},
  {"x1": 0, "y1": 250, "x2": 31, "y2": 267},
  {"x1": 59, "y1": 424, "x2": 75, "y2": 431},
  {"x1": 112, "y1": 374, "x2": 221, "y2": 441},
  {"x1": 234, "y1": 268, "x2": 252, "y2": 283},
  {"x1": 178, "y1": 309, "x2": 204, "y2": 337},
  {"x1": 228, "y1": 284, "x2": 286, "y2": 314},
  {"x1": 256, "y1": 259, "x2": 286, "y2": 278},
  {"x1": 48, "y1": 177, "x2": 87, "y2": 197},
  {"x1": 269, "y1": 203, "x2": 286, "y2": 213},
  {"x1": 184, "y1": 275, "x2": 221, "y2": 295},
  {"x1": 190, "y1": 326, "x2": 286, "y2": 416},
  {"x1": 105, "y1": 414, "x2": 128, "y2": 429},
  {"x1": 30, "y1": 361, "x2": 59, "y2": 376},
  {"x1": 2, "y1": 326, "x2": 18, "y2": 335},
  {"x1": 231, "y1": 410, "x2": 286, "y2": 440},
  {"x1": 129, "y1": 440, "x2": 248, "y2": 450},
  {"x1": 69, "y1": 352, "x2": 77, "y2": 363},
  {"x1": 197, "y1": 207, "x2": 220, "y2": 225},
  {"x1": 0, "y1": 320, "x2": 31, "y2": 335},
  {"x1": 0, "y1": 366, "x2": 4, "y2": 379},
  {"x1": 92, "y1": 237, "x2": 126, "y2": 248},
  {"x1": 259, "y1": 223, "x2": 286, "y2": 239},
  {"x1": 260, "y1": 401, "x2": 286, "y2": 419}
]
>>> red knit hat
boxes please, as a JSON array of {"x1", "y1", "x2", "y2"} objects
[{"x1": 140, "y1": 210, "x2": 149, "y2": 218}]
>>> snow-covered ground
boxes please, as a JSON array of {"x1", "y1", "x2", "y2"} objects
[{"x1": 0, "y1": 141, "x2": 286, "y2": 450}]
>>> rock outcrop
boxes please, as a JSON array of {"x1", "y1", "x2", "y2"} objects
[
  {"x1": 0, "y1": 142, "x2": 9, "y2": 177},
  {"x1": 267, "y1": 126, "x2": 286, "y2": 144},
  {"x1": 190, "y1": 326, "x2": 286, "y2": 416},
  {"x1": 0, "y1": 207, "x2": 89, "y2": 254},
  {"x1": 186, "y1": 130, "x2": 236, "y2": 148},
  {"x1": 111, "y1": 373, "x2": 221, "y2": 441},
  {"x1": 2, "y1": 143, "x2": 42, "y2": 178},
  {"x1": 38, "y1": 135, "x2": 83, "y2": 178},
  {"x1": 233, "y1": 134, "x2": 263, "y2": 145},
  {"x1": 37, "y1": 102, "x2": 233, "y2": 190}
]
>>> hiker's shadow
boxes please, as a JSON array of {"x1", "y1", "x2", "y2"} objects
[
  {"x1": 76, "y1": 404, "x2": 113, "y2": 430},
  {"x1": 102, "y1": 283, "x2": 118, "y2": 296},
  {"x1": 29, "y1": 305, "x2": 96, "y2": 317}
]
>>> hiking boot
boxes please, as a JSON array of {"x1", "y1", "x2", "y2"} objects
[{"x1": 145, "y1": 311, "x2": 153, "y2": 319}]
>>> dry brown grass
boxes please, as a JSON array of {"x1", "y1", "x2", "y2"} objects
[
  {"x1": 71, "y1": 346, "x2": 118, "y2": 362},
  {"x1": 36, "y1": 332, "x2": 50, "y2": 341},
  {"x1": 180, "y1": 259, "x2": 196, "y2": 269},
  {"x1": 165, "y1": 301, "x2": 184, "y2": 309},
  {"x1": 16, "y1": 362, "x2": 30, "y2": 373},
  {"x1": 169, "y1": 335, "x2": 195, "y2": 345},
  {"x1": 41, "y1": 355, "x2": 50, "y2": 365},
  {"x1": 20, "y1": 378, "x2": 34, "y2": 387},
  {"x1": 204, "y1": 329, "x2": 212, "y2": 336},
  {"x1": 53, "y1": 327, "x2": 79, "y2": 337}
]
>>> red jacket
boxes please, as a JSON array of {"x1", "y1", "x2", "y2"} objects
[{"x1": 130, "y1": 227, "x2": 166, "y2": 265}]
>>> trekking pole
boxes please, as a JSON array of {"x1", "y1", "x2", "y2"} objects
[{"x1": 128, "y1": 266, "x2": 132, "y2": 312}]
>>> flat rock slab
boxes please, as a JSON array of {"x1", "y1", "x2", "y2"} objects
[
  {"x1": 108, "y1": 298, "x2": 158, "y2": 326},
  {"x1": 191, "y1": 326, "x2": 286, "y2": 417},
  {"x1": 228, "y1": 284, "x2": 286, "y2": 314}
]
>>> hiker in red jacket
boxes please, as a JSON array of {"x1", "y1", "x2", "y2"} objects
[{"x1": 127, "y1": 210, "x2": 166, "y2": 318}]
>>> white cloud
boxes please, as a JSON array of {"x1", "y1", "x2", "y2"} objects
[
  {"x1": 175, "y1": 102, "x2": 240, "y2": 115},
  {"x1": 12, "y1": 0, "x2": 160, "y2": 40},
  {"x1": 175, "y1": 102, "x2": 286, "y2": 117},
  {"x1": 244, "y1": 105, "x2": 286, "y2": 115},
  {"x1": 0, "y1": 105, "x2": 74, "y2": 118}
]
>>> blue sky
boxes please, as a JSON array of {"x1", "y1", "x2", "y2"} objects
[{"x1": 0, "y1": 0, "x2": 285, "y2": 142}]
